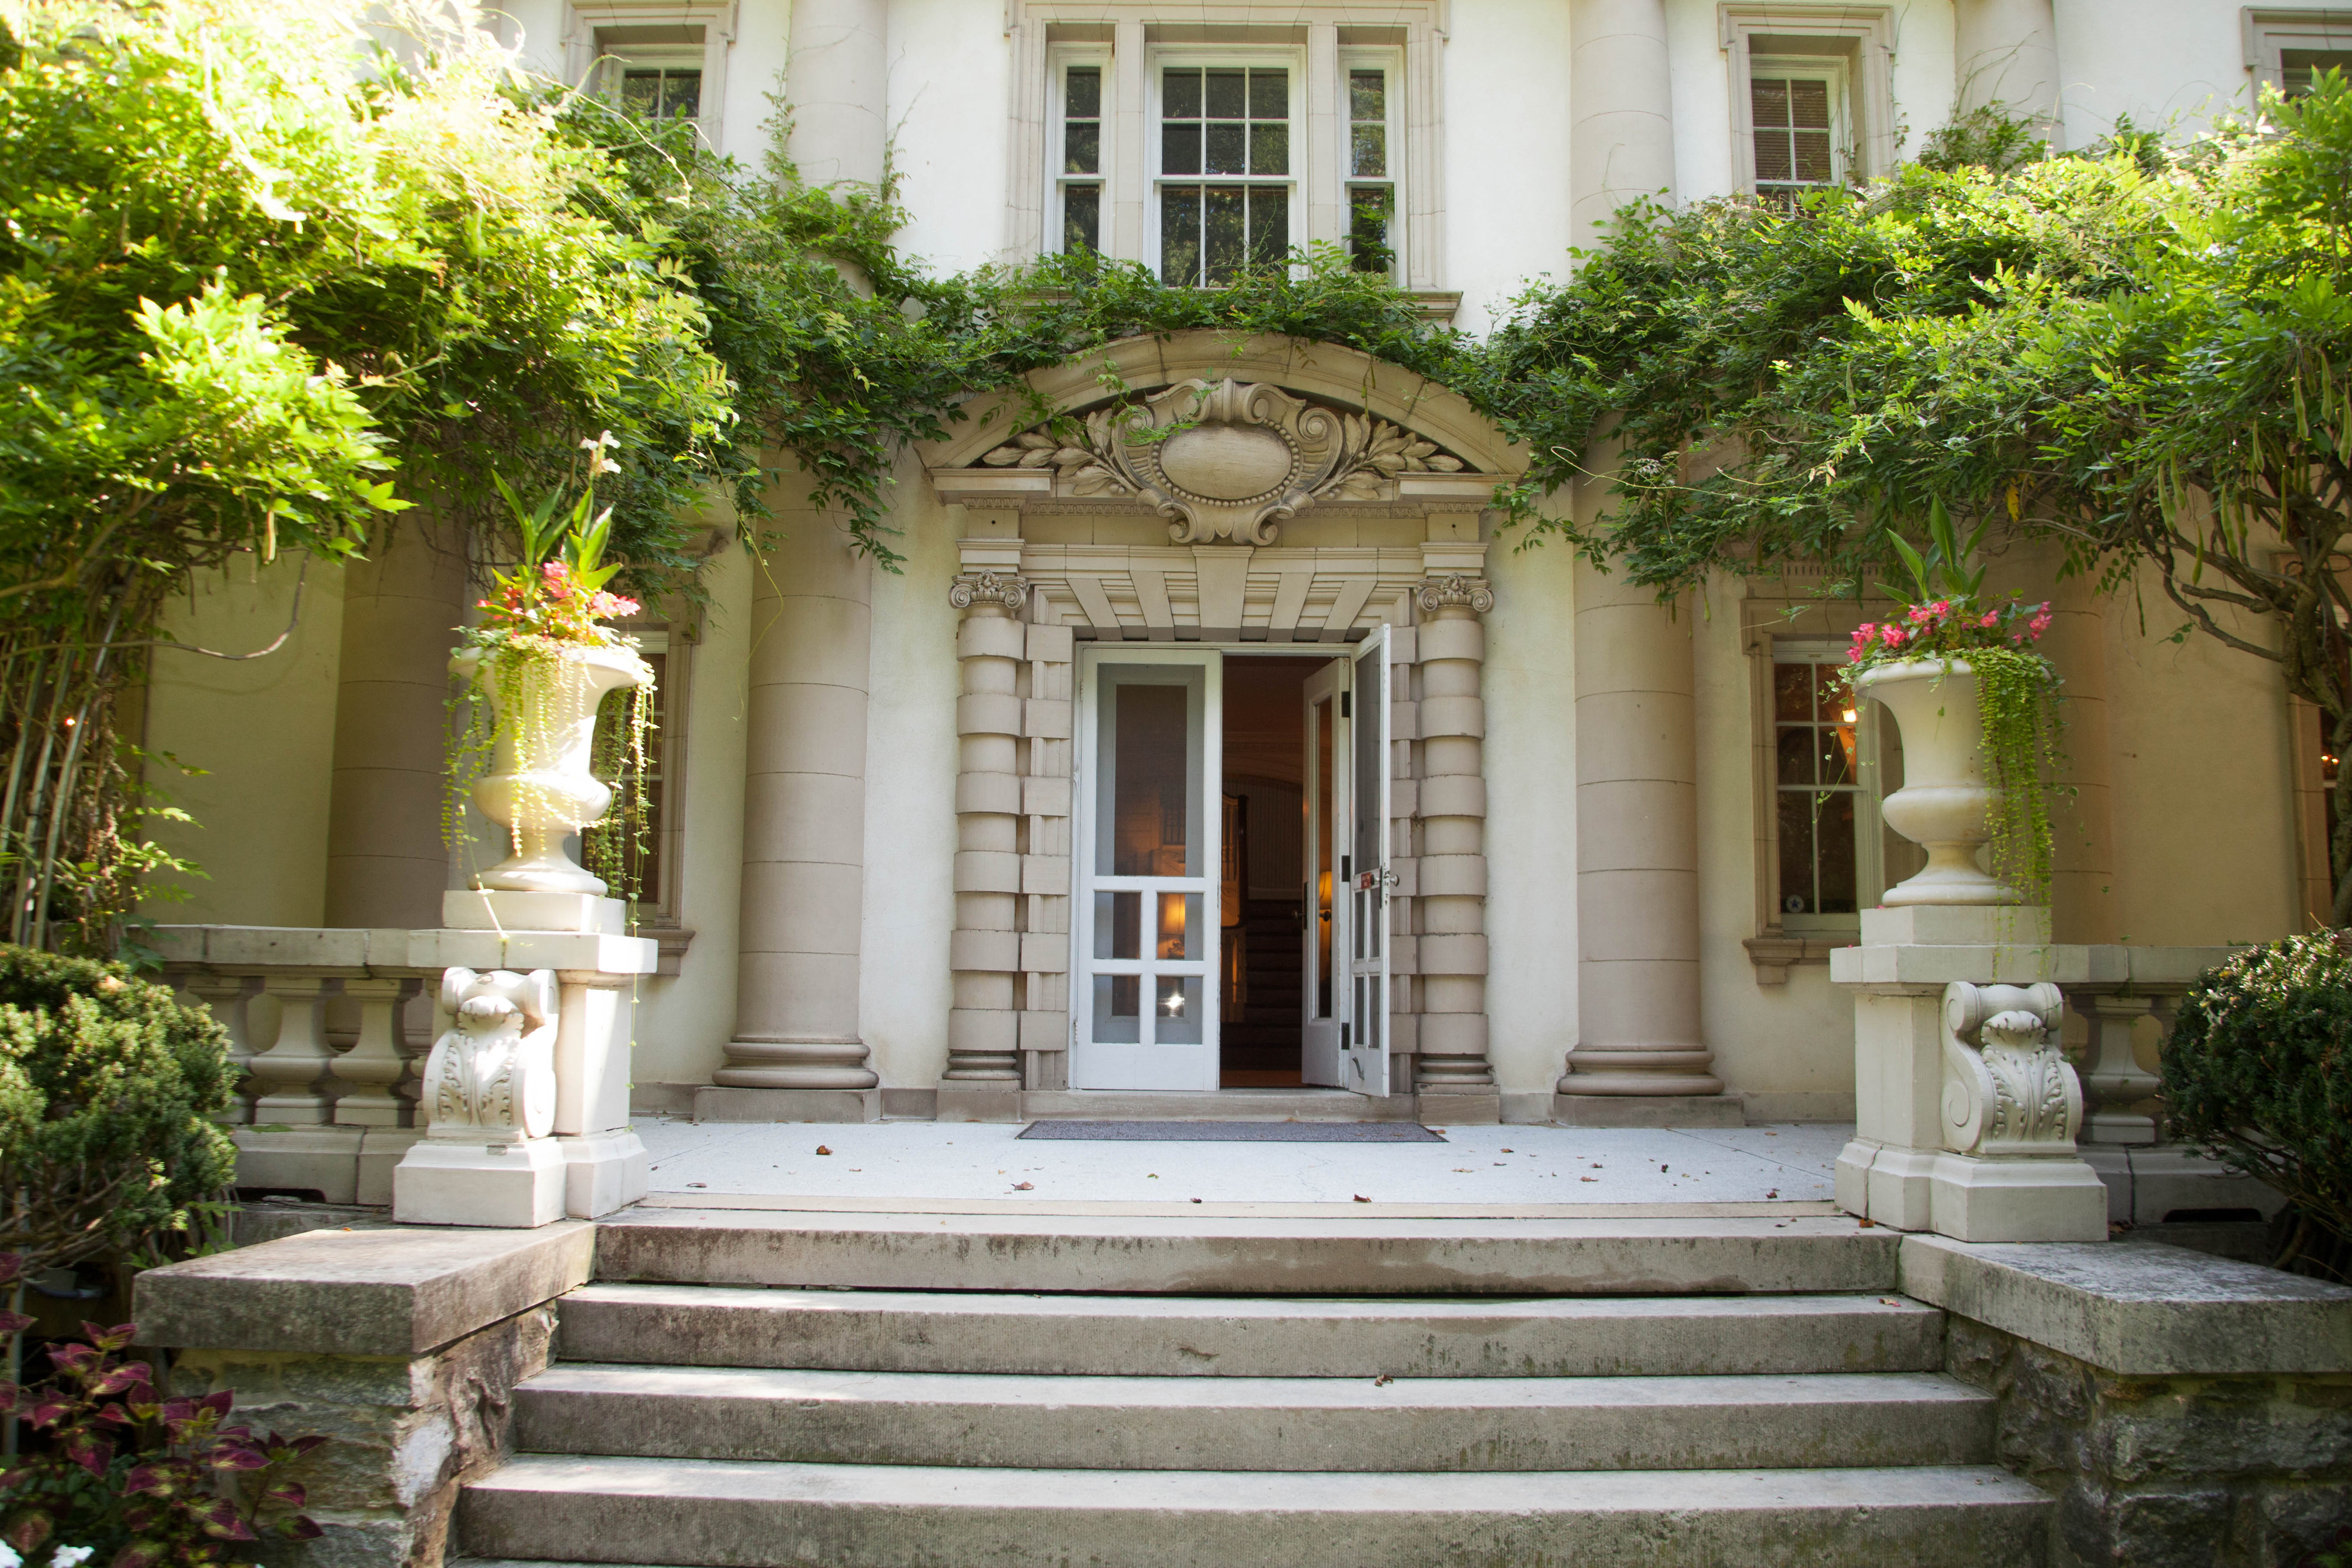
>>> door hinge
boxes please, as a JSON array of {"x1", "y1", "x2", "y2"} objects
[
  {"x1": 1341, "y1": 855, "x2": 1351, "y2": 881},
  {"x1": 1341, "y1": 1022, "x2": 1351, "y2": 1049},
  {"x1": 1341, "y1": 690, "x2": 1351, "y2": 718}
]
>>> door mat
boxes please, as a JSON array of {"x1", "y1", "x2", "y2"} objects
[{"x1": 1018, "y1": 1121, "x2": 1445, "y2": 1143}]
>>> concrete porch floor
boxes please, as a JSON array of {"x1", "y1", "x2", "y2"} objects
[{"x1": 632, "y1": 1117, "x2": 1850, "y2": 1213}]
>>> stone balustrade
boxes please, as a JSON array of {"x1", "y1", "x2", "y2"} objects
[{"x1": 152, "y1": 915, "x2": 653, "y2": 1225}]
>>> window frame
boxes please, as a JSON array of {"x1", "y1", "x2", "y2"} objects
[
  {"x1": 562, "y1": 2, "x2": 734, "y2": 151},
  {"x1": 1144, "y1": 47, "x2": 1309, "y2": 287},
  {"x1": 1746, "y1": 55, "x2": 1852, "y2": 206},
  {"x1": 589, "y1": 610, "x2": 698, "y2": 973},
  {"x1": 1048, "y1": 44, "x2": 1114, "y2": 256},
  {"x1": 2243, "y1": 8, "x2": 2352, "y2": 99},
  {"x1": 1338, "y1": 46, "x2": 1405, "y2": 279},
  {"x1": 1718, "y1": 4, "x2": 1894, "y2": 200},
  {"x1": 1766, "y1": 638, "x2": 1886, "y2": 935}
]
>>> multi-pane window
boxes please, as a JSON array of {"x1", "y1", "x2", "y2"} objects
[
  {"x1": 1750, "y1": 64, "x2": 1842, "y2": 210},
  {"x1": 1060, "y1": 63, "x2": 1104, "y2": 252},
  {"x1": 1158, "y1": 65, "x2": 1291, "y2": 286},
  {"x1": 2283, "y1": 49, "x2": 2352, "y2": 95},
  {"x1": 1346, "y1": 67, "x2": 1396, "y2": 276},
  {"x1": 1774, "y1": 651, "x2": 1867, "y2": 925},
  {"x1": 616, "y1": 64, "x2": 700, "y2": 121}
]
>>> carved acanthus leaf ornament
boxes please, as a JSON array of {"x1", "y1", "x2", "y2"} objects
[
  {"x1": 977, "y1": 378, "x2": 1468, "y2": 544},
  {"x1": 1939, "y1": 981, "x2": 2082, "y2": 1157}
]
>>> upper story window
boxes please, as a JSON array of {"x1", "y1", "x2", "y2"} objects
[
  {"x1": 1056, "y1": 57, "x2": 1107, "y2": 252},
  {"x1": 1024, "y1": 19, "x2": 1434, "y2": 291},
  {"x1": 593, "y1": 25, "x2": 706, "y2": 124},
  {"x1": 1346, "y1": 64, "x2": 1399, "y2": 275},
  {"x1": 2247, "y1": 9, "x2": 2352, "y2": 100},
  {"x1": 1719, "y1": 5, "x2": 1893, "y2": 205},
  {"x1": 1749, "y1": 60, "x2": 1846, "y2": 209},
  {"x1": 1154, "y1": 63, "x2": 1297, "y2": 286}
]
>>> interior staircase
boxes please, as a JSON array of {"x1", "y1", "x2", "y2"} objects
[{"x1": 453, "y1": 1209, "x2": 2054, "y2": 1567}]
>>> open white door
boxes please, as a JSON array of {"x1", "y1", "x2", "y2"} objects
[
  {"x1": 1342, "y1": 627, "x2": 1391, "y2": 1097},
  {"x1": 1299, "y1": 658, "x2": 1349, "y2": 1087},
  {"x1": 1071, "y1": 651, "x2": 1222, "y2": 1091}
]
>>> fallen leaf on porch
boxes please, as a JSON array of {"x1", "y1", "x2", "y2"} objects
[
  {"x1": 1857, "y1": 1218, "x2": 1876, "y2": 1228},
  {"x1": 1580, "y1": 1177, "x2": 1598, "y2": 1183},
  {"x1": 1766, "y1": 1189, "x2": 1779, "y2": 1199},
  {"x1": 687, "y1": 1182, "x2": 706, "y2": 1188},
  {"x1": 1190, "y1": 1198, "x2": 1201, "y2": 1203},
  {"x1": 1500, "y1": 1148, "x2": 1513, "y2": 1153},
  {"x1": 1012, "y1": 1182, "x2": 1034, "y2": 1190},
  {"x1": 1453, "y1": 1168, "x2": 1473, "y2": 1173},
  {"x1": 1372, "y1": 1374, "x2": 1393, "y2": 1386},
  {"x1": 816, "y1": 1146, "x2": 833, "y2": 1156},
  {"x1": 1880, "y1": 1298, "x2": 1903, "y2": 1306},
  {"x1": 1353, "y1": 1195, "x2": 1371, "y2": 1203}
]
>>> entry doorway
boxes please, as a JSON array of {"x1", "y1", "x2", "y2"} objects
[{"x1": 1070, "y1": 640, "x2": 1390, "y2": 1096}]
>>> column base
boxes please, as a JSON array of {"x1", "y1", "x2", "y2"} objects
[
  {"x1": 693, "y1": 1086, "x2": 882, "y2": 1124},
  {"x1": 562, "y1": 1129, "x2": 651, "y2": 1217},
  {"x1": 1551, "y1": 1093, "x2": 1745, "y2": 1128},
  {"x1": 233, "y1": 1125, "x2": 365, "y2": 1204},
  {"x1": 355, "y1": 1127, "x2": 426, "y2": 1206},
  {"x1": 1843, "y1": 1140, "x2": 2106, "y2": 1242},
  {"x1": 936, "y1": 1084, "x2": 1024, "y2": 1123},
  {"x1": 1414, "y1": 1085, "x2": 1501, "y2": 1125},
  {"x1": 392, "y1": 1137, "x2": 566, "y2": 1228}
]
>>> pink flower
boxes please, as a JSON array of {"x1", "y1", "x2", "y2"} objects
[
  {"x1": 1880, "y1": 625, "x2": 1908, "y2": 646},
  {"x1": 1930, "y1": 600, "x2": 1950, "y2": 617},
  {"x1": 1979, "y1": 610, "x2": 1999, "y2": 627},
  {"x1": 2027, "y1": 611, "x2": 2052, "y2": 636}
]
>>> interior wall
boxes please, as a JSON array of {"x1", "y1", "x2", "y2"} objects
[{"x1": 140, "y1": 556, "x2": 345, "y2": 928}]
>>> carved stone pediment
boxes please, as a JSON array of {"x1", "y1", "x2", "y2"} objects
[{"x1": 975, "y1": 378, "x2": 1469, "y2": 545}]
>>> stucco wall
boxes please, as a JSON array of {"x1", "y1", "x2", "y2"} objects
[
  {"x1": 1444, "y1": 0, "x2": 1576, "y2": 336},
  {"x1": 856, "y1": 463, "x2": 963, "y2": 1091},
  {"x1": 140, "y1": 556, "x2": 344, "y2": 929},
  {"x1": 2052, "y1": 0, "x2": 2244, "y2": 146}
]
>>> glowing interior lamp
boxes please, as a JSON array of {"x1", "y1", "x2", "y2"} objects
[{"x1": 1840, "y1": 708, "x2": 1858, "y2": 724}]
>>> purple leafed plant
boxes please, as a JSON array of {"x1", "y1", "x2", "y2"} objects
[{"x1": 1, "y1": 1253, "x2": 328, "y2": 1568}]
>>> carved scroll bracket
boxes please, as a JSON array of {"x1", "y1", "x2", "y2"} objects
[
  {"x1": 1940, "y1": 979, "x2": 2081, "y2": 1158},
  {"x1": 418, "y1": 967, "x2": 558, "y2": 1144}
]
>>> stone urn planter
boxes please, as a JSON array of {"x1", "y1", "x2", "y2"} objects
[
  {"x1": 1856, "y1": 657, "x2": 2017, "y2": 906},
  {"x1": 452, "y1": 643, "x2": 650, "y2": 895}
]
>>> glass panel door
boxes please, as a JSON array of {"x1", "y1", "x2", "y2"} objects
[
  {"x1": 1299, "y1": 658, "x2": 1348, "y2": 1086},
  {"x1": 1343, "y1": 627, "x2": 1390, "y2": 1096},
  {"x1": 1072, "y1": 653, "x2": 1222, "y2": 1089}
]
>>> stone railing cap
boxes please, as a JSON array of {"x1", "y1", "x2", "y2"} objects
[
  {"x1": 1900, "y1": 1232, "x2": 2352, "y2": 1375},
  {"x1": 134, "y1": 1221, "x2": 593, "y2": 1357}
]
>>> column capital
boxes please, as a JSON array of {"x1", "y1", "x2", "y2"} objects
[
  {"x1": 1415, "y1": 573, "x2": 1494, "y2": 616},
  {"x1": 950, "y1": 570, "x2": 1030, "y2": 613}
]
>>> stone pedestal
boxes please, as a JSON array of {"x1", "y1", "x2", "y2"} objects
[
  {"x1": 392, "y1": 892, "x2": 656, "y2": 1226},
  {"x1": 1832, "y1": 905, "x2": 2107, "y2": 1243},
  {"x1": 693, "y1": 1086, "x2": 882, "y2": 1123},
  {"x1": 1555, "y1": 1094, "x2": 1744, "y2": 1129}
]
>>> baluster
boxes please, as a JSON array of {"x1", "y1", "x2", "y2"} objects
[
  {"x1": 182, "y1": 971, "x2": 259, "y2": 1125},
  {"x1": 245, "y1": 974, "x2": 340, "y2": 1125},
  {"x1": 2079, "y1": 991, "x2": 2161, "y2": 1146},
  {"x1": 332, "y1": 976, "x2": 420, "y2": 1127}
]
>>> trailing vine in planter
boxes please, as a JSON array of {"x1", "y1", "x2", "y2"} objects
[
  {"x1": 445, "y1": 437, "x2": 656, "y2": 908},
  {"x1": 1844, "y1": 502, "x2": 2065, "y2": 904}
]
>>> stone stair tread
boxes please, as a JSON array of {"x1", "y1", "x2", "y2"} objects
[
  {"x1": 593, "y1": 1211, "x2": 1898, "y2": 1295},
  {"x1": 557, "y1": 1281, "x2": 1947, "y2": 1376},
  {"x1": 458, "y1": 1455, "x2": 2053, "y2": 1567},
  {"x1": 512, "y1": 1364, "x2": 1994, "y2": 1471}
]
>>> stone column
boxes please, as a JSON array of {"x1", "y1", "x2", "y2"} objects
[
  {"x1": 940, "y1": 571, "x2": 1030, "y2": 1122},
  {"x1": 1558, "y1": 552, "x2": 1738, "y2": 1124},
  {"x1": 325, "y1": 521, "x2": 469, "y2": 930},
  {"x1": 1568, "y1": 0, "x2": 1677, "y2": 251},
  {"x1": 1956, "y1": 0, "x2": 2062, "y2": 143},
  {"x1": 787, "y1": 0, "x2": 888, "y2": 189},
  {"x1": 702, "y1": 509, "x2": 881, "y2": 1121},
  {"x1": 1412, "y1": 573, "x2": 1499, "y2": 1122}
]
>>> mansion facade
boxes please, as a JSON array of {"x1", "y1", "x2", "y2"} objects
[{"x1": 147, "y1": 0, "x2": 2334, "y2": 1134}]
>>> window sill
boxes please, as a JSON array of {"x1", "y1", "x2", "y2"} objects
[
  {"x1": 1743, "y1": 932, "x2": 1850, "y2": 985},
  {"x1": 638, "y1": 924, "x2": 697, "y2": 977}
]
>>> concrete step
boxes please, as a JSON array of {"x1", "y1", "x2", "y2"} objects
[
  {"x1": 458, "y1": 1455, "x2": 2053, "y2": 1567},
  {"x1": 556, "y1": 1283, "x2": 1948, "y2": 1376},
  {"x1": 513, "y1": 1364, "x2": 1996, "y2": 1472},
  {"x1": 592, "y1": 1212, "x2": 1897, "y2": 1295}
]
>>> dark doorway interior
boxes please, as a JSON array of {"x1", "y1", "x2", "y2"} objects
[{"x1": 1220, "y1": 656, "x2": 1310, "y2": 1085}]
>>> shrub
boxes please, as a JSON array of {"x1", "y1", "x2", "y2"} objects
[
  {"x1": 2162, "y1": 931, "x2": 2352, "y2": 1275},
  {"x1": 0, "y1": 947, "x2": 237, "y2": 1276},
  {"x1": 0, "y1": 1279, "x2": 326, "y2": 1568}
]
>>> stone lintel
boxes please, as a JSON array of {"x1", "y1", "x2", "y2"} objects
[
  {"x1": 1899, "y1": 1232, "x2": 2352, "y2": 1376},
  {"x1": 1830, "y1": 941, "x2": 2102, "y2": 988},
  {"x1": 134, "y1": 1221, "x2": 594, "y2": 1358}
]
